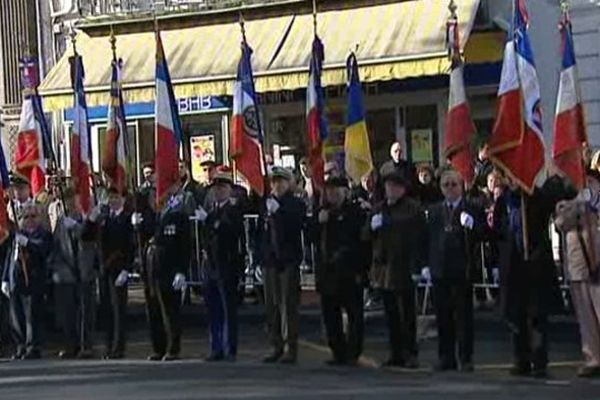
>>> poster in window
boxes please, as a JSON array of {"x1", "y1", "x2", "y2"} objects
[
  {"x1": 411, "y1": 129, "x2": 433, "y2": 163},
  {"x1": 190, "y1": 135, "x2": 215, "y2": 183}
]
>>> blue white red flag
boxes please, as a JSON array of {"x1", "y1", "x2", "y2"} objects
[
  {"x1": 155, "y1": 30, "x2": 183, "y2": 209},
  {"x1": 231, "y1": 40, "x2": 265, "y2": 196},
  {"x1": 15, "y1": 57, "x2": 51, "y2": 196},
  {"x1": 71, "y1": 54, "x2": 94, "y2": 214},
  {"x1": 102, "y1": 57, "x2": 129, "y2": 193},
  {"x1": 488, "y1": 0, "x2": 546, "y2": 194},
  {"x1": 306, "y1": 35, "x2": 328, "y2": 192},
  {"x1": 553, "y1": 9, "x2": 587, "y2": 190}
]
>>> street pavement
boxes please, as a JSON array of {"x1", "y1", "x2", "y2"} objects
[{"x1": 0, "y1": 297, "x2": 599, "y2": 399}]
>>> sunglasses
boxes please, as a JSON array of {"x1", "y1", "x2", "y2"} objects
[{"x1": 442, "y1": 181, "x2": 459, "y2": 188}]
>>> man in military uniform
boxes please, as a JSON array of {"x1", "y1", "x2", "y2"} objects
[
  {"x1": 200, "y1": 169, "x2": 244, "y2": 361},
  {"x1": 316, "y1": 176, "x2": 368, "y2": 365},
  {"x1": 262, "y1": 167, "x2": 306, "y2": 364},
  {"x1": 135, "y1": 182, "x2": 191, "y2": 361},
  {"x1": 370, "y1": 172, "x2": 426, "y2": 368}
]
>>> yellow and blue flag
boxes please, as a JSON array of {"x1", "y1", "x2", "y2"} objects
[{"x1": 344, "y1": 53, "x2": 373, "y2": 184}]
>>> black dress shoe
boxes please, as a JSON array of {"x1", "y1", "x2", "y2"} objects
[
  {"x1": 577, "y1": 365, "x2": 600, "y2": 378},
  {"x1": 22, "y1": 350, "x2": 41, "y2": 360},
  {"x1": 147, "y1": 353, "x2": 164, "y2": 361},
  {"x1": 325, "y1": 358, "x2": 347, "y2": 366},
  {"x1": 460, "y1": 362, "x2": 474, "y2": 372},
  {"x1": 531, "y1": 368, "x2": 548, "y2": 379},
  {"x1": 162, "y1": 353, "x2": 179, "y2": 361},
  {"x1": 58, "y1": 350, "x2": 77, "y2": 359},
  {"x1": 262, "y1": 350, "x2": 283, "y2": 363},
  {"x1": 509, "y1": 364, "x2": 532, "y2": 377},
  {"x1": 381, "y1": 358, "x2": 405, "y2": 368},
  {"x1": 205, "y1": 353, "x2": 225, "y2": 362},
  {"x1": 107, "y1": 352, "x2": 124, "y2": 360},
  {"x1": 279, "y1": 352, "x2": 297, "y2": 364},
  {"x1": 434, "y1": 361, "x2": 458, "y2": 372}
]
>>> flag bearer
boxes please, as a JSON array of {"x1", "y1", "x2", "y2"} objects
[
  {"x1": 200, "y1": 169, "x2": 244, "y2": 361},
  {"x1": 136, "y1": 181, "x2": 191, "y2": 361}
]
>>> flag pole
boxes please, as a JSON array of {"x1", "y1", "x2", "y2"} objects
[{"x1": 238, "y1": 9, "x2": 269, "y2": 195}]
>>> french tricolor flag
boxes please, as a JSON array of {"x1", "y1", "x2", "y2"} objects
[
  {"x1": 155, "y1": 30, "x2": 183, "y2": 210},
  {"x1": 553, "y1": 10, "x2": 587, "y2": 190},
  {"x1": 489, "y1": 0, "x2": 545, "y2": 194},
  {"x1": 15, "y1": 57, "x2": 50, "y2": 196},
  {"x1": 231, "y1": 40, "x2": 265, "y2": 196},
  {"x1": 306, "y1": 35, "x2": 327, "y2": 193},
  {"x1": 443, "y1": 8, "x2": 475, "y2": 187},
  {"x1": 71, "y1": 54, "x2": 93, "y2": 215}
]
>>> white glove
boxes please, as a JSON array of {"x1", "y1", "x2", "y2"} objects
[
  {"x1": 460, "y1": 212, "x2": 474, "y2": 230},
  {"x1": 266, "y1": 198, "x2": 280, "y2": 215},
  {"x1": 131, "y1": 212, "x2": 144, "y2": 226},
  {"x1": 194, "y1": 206, "x2": 208, "y2": 222},
  {"x1": 172, "y1": 273, "x2": 187, "y2": 291},
  {"x1": 318, "y1": 209, "x2": 329, "y2": 224},
  {"x1": 370, "y1": 213, "x2": 383, "y2": 231},
  {"x1": 88, "y1": 206, "x2": 102, "y2": 222},
  {"x1": 1, "y1": 281, "x2": 9, "y2": 298},
  {"x1": 421, "y1": 267, "x2": 432, "y2": 283},
  {"x1": 492, "y1": 268, "x2": 500, "y2": 284},
  {"x1": 63, "y1": 217, "x2": 79, "y2": 230},
  {"x1": 114, "y1": 270, "x2": 129, "y2": 287},
  {"x1": 15, "y1": 233, "x2": 28, "y2": 247}
]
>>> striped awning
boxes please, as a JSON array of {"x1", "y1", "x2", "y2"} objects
[{"x1": 39, "y1": 0, "x2": 489, "y2": 111}]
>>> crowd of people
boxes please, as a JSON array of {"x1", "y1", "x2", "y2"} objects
[{"x1": 1, "y1": 141, "x2": 600, "y2": 380}]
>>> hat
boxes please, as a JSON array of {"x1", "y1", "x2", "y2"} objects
[
  {"x1": 586, "y1": 169, "x2": 600, "y2": 184},
  {"x1": 213, "y1": 168, "x2": 233, "y2": 184},
  {"x1": 9, "y1": 173, "x2": 29, "y2": 187},
  {"x1": 382, "y1": 171, "x2": 408, "y2": 186},
  {"x1": 270, "y1": 166, "x2": 293, "y2": 181},
  {"x1": 200, "y1": 160, "x2": 217, "y2": 168},
  {"x1": 325, "y1": 176, "x2": 349, "y2": 188}
]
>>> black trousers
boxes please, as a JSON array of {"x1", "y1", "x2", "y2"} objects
[
  {"x1": 9, "y1": 292, "x2": 44, "y2": 354},
  {"x1": 144, "y1": 280, "x2": 182, "y2": 357},
  {"x1": 99, "y1": 273, "x2": 128, "y2": 355},
  {"x1": 433, "y1": 280, "x2": 474, "y2": 366},
  {"x1": 512, "y1": 306, "x2": 548, "y2": 371},
  {"x1": 382, "y1": 287, "x2": 418, "y2": 362},
  {"x1": 55, "y1": 282, "x2": 96, "y2": 353},
  {"x1": 320, "y1": 283, "x2": 364, "y2": 363}
]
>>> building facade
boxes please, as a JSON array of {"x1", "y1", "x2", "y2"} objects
[
  {"x1": 32, "y1": 0, "x2": 600, "y2": 186},
  {"x1": 0, "y1": 0, "x2": 39, "y2": 161}
]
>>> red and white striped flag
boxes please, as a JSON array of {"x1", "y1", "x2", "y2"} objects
[
  {"x1": 71, "y1": 54, "x2": 93, "y2": 215},
  {"x1": 553, "y1": 8, "x2": 587, "y2": 190},
  {"x1": 443, "y1": 7, "x2": 475, "y2": 187}
]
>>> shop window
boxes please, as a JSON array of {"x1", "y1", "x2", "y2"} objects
[
  {"x1": 406, "y1": 105, "x2": 439, "y2": 168},
  {"x1": 366, "y1": 109, "x2": 396, "y2": 168}
]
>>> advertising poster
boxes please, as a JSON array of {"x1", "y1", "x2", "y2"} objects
[
  {"x1": 190, "y1": 135, "x2": 215, "y2": 183},
  {"x1": 411, "y1": 129, "x2": 433, "y2": 163}
]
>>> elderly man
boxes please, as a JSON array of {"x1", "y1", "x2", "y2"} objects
[
  {"x1": 426, "y1": 169, "x2": 485, "y2": 372},
  {"x1": 200, "y1": 169, "x2": 245, "y2": 362},
  {"x1": 48, "y1": 188, "x2": 101, "y2": 359},
  {"x1": 370, "y1": 171, "x2": 426, "y2": 368},
  {"x1": 1, "y1": 202, "x2": 52, "y2": 360},
  {"x1": 262, "y1": 167, "x2": 306, "y2": 364},
  {"x1": 316, "y1": 176, "x2": 368, "y2": 366}
]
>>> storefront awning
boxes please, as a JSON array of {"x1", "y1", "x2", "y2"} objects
[{"x1": 39, "y1": 0, "x2": 491, "y2": 111}]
